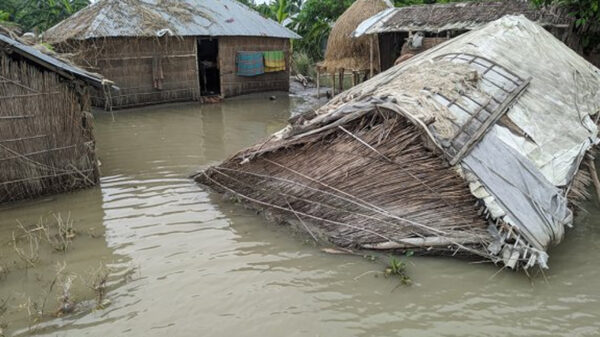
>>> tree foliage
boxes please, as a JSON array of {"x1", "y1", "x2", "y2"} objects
[
  {"x1": 532, "y1": 0, "x2": 600, "y2": 26},
  {"x1": 0, "y1": 0, "x2": 90, "y2": 32},
  {"x1": 291, "y1": 0, "x2": 354, "y2": 60},
  {"x1": 532, "y1": 0, "x2": 599, "y2": 54},
  {"x1": 239, "y1": 0, "x2": 302, "y2": 23}
]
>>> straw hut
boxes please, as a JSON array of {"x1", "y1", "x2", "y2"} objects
[
  {"x1": 316, "y1": 0, "x2": 392, "y2": 95},
  {"x1": 43, "y1": 0, "x2": 300, "y2": 109},
  {"x1": 195, "y1": 16, "x2": 600, "y2": 271},
  {"x1": 0, "y1": 32, "x2": 106, "y2": 203},
  {"x1": 353, "y1": 0, "x2": 572, "y2": 71}
]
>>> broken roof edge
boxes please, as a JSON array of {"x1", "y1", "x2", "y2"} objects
[
  {"x1": 352, "y1": 2, "x2": 570, "y2": 37},
  {"x1": 0, "y1": 33, "x2": 108, "y2": 88}
]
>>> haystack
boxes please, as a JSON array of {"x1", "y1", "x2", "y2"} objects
[
  {"x1": 195, "y1": 16, "x2": 600, "y2": 271},
  {"x1": 319, "y1": 0, "x2": 392, "y2": 73}
]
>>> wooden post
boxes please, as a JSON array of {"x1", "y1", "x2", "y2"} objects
[
  {"x1": 332, "y1": 72, "x2": 336, "y2": 96},
  {"x1": 369, "y1": 35, "x2": 374, "y2": 78},
  {"x1": 338, "y1": 68, "x2": 344, "y2": 93},
  {"x1": 316, "y1": 69, "x2": 320, "y2": 98},
  {"x1": 351, "y1": 71, "x2": 357, "y2": 87},
  {"x1": 194, "y1": 38, "x2": 201, "y2": 102}
]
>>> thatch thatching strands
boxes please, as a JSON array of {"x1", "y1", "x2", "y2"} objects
[
  {"x1": 197, "y1": 111, "x2": 493, "y2": 256},
  {"x1": 58, "y1": 37, "x2": 200, "y2": 108},
  {"x1": 0, "y1": 50, "x2": 98, "y2": 203},
  {"x1": 320, "y1": 0, "x2": 391, "y2": 73}
]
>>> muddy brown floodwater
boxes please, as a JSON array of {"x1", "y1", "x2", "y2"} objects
[{"x1": 0, "y1": 93, "x2": 599, "y2": 337}]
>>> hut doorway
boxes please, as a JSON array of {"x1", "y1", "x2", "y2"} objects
[
  {"x1": 197, "y1": 38, "x2": 220, "y2": 96},
  {"x1": 378, "y1": 32, "x2": 407, "y2": 71}
]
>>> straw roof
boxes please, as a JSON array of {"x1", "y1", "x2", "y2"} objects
[
  {"x1": 44, "y1": 0, "x2": 300, "y2": 43},
  {"x1": 354, "y1": 0, "x2": 570, "y2": 36},
  {"x1": 320, "y1": 0, "x2": 392, "y2": 72},
  {"x1": 196, "y1": 16, "x2": 600, "y2": 271},
  {"x1": 0, "y1": 32, "x2": 104, "y2": 87}
]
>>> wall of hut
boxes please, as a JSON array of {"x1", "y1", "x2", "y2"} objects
[
  {"x1": 0, "y1": 50, "x2": 99, "y2": 203},
  {"x1": 218, "y1": 36, "x2": 290, "y2": 97},
  {"x1": 69, "y1": 36, "x2": 200, "y2": 109}
]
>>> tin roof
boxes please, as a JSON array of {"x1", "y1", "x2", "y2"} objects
[
  {"x1": 0, "y1": 33, "x2": 104, "y2": 86},
  {"x1": 353, "y1": 0, "x2": 570, "y2": 37},
  {"x1": 44, "y1": 0, "x2": 300, "y2": 42}
]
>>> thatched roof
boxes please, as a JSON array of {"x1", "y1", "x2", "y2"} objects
[
  {"x1": 43, "y1": 0, "x2": 300, "y2": 43},
  {"x1": 353, "y1": 0, "x2": 570, "y2": 36},
  {"x1": 320, "y1": 0, "x2": 392, "y2": 72},
  {"x1": 0, "y1": 32, "x2": 104, "y2": 87},
  {"x1": 196, "y1": 16, "x2": 600, "y2": 271}
]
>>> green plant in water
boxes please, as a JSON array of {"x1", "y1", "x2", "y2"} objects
[{"x1": 384, "y1": 255, "x2": 411, "y2": 286}]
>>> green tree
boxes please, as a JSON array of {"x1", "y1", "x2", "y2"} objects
[
  {"x1": 290, "y1": 0, "x2": 353, "y2": 59},
  {"x1": 532, "y1": 0, "x2": 599, "y2": 26},
  {"x1": 0, "y1": 10, "x2": 10, "y2": 22},
  {"x1": 0, "y1": 0, "x2": 90, "y2": 32},
  {"x1": 532, "y1": 0, "x2": 599, "y2": 55},
  {"x1": 273, "y1": 0, "x2": 302, "y2": 23}
]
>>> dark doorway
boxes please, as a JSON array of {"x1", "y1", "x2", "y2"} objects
[
  {"x1": 197, "y1": 38, "x2": 220, "y2": 96},
  {"x1": 379, "y1": 32, "x2": 407, "y2": 72}
]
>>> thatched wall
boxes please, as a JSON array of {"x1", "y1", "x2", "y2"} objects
[
  {"x1": 0, "y1": 50, "x2": 99, "y2": 203},
  {"x1": 219, "y1": 36, "x2": 290, "y2": 97},
  {"x1": 321, "y1": 0, "x2": 391, "y2": 73},
  {"x1": 66, "y1": 36, "x2": 200, "y2": 109},
  {"x1": 61, "y1": 35, "x2": 291, "y2": 107}
]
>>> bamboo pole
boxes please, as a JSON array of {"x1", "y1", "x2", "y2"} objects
[
  {"x1": 370, "y1": 35, "x2": 374, "y2": 78},
  {"x1": 316, "y1": 69, "x2": 320, "y2": 98},
  {"x1": 588, "y1": 158, "x2": 600, "y2": 205},
  {"x1": 332, "y1": 72, "x2": 336, "y2": 96}
]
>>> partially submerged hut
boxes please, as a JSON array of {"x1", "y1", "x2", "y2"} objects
[
  {"x1": 195, "y1": 16, "x2": 600, "y2": 271},
  {"x1": 317, "y1": 0, "x2": 392, "y2": 95},
  {"x1": 43, "y1": 0, "x2": 300, "y2": 109},
  {"x1": 353, "y1": 1, "x2": 572, "y2": 71},
  {"x1": 0, "y1": 33, "x2": 106, "y2": 203}
]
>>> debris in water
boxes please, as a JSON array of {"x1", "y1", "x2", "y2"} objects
[{"x1": 195, "y1": 16, "x2": 600, "y2": 272}]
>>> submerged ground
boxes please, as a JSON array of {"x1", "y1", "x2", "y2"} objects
[{"x1": 0, "y1": 93, "x2": 599, "y2": 336}]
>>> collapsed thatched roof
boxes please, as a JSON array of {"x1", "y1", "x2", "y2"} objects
[
  {"x1": 196, "y1": 16, "x2": 600, "y2": 271},
  {"x1": 43, "y1": 0, "x2": 300, "y2": 43},
  {"x1": 320, "y1": 0, "x2": 392, "y2": 72},
  {"x1": 353, "y1": 0, "x2": 570, "y2": 36}
]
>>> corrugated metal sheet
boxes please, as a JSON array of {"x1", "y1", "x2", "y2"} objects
[
  {"x1": 45, "y1": 0, "x2": 300, "y2": 41},
  {"x1": 353, "y1": 1, "x2": 570, "y2": 37},
  {"x1": 0, "y1": 34, "x2": 104, "y2": 86},
  {"x1": 353, "y1": 7, "x2": 395, "y2": 37}
]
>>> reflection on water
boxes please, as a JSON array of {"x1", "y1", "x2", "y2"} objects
[{"x1": 1, "y1": 93, "x2": 599, "y2": 336}]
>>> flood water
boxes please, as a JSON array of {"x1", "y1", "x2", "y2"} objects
[{"x1": 1, "y1": 93, "x2": 599, "y2": 336}]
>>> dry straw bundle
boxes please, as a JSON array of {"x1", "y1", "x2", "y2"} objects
[{"x1": 320, "y1": 0, "x2": 391, "y2": 73}]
